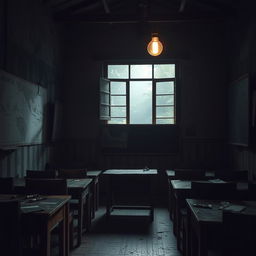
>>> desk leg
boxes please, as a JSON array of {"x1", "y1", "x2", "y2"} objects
[
  {"x1": 58, "y1": 216, "x2": 65, "y2": 256},
  {"x1": 106, "y1": 176, "x2": 111, "y2": 218},
  {"x1": 65, "y1": 204, "x2": 70, "y2": 256},
  {"x1": 83, "y1": 192, "x2": 92, "y2": 232},
  {"x1": 190, "y1": 214, "x2": 197, "y2": 256},
  {"x1": 198, "y1": 224, "x2": 207, "y2": 256},
  {"x1": 185, "y1": 210, "x2": 192, "y2": 256},
  {"x1": 149, "y1": 176, "x2": 154, "y2": 222},
  {"x1": 173, "y1": 194, "x2": 177, "y2": 236},
  {"x1": 77, "y1": 195, "x2": 83, "y2": 247},
  {"x1": 91, "y1": 182, "x2": 96, "y2": 219},
  {"x1": 169, "y1": 183, "x2": 174, "y2": 220},
  {"x1": 95, "y1": 180, "x2": 99, "y2": 210},
  {"x1": 41, "y1": 223, "x2": 51, "y2": 256}
]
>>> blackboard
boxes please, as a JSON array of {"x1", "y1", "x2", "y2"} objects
[
  {"x1": 228, "y1": 74, "x2": 249, "y2": 146},
  {"x1": 0, "y1": 69, "x2": 47, "y2": 148}
]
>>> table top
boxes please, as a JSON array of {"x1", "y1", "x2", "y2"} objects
[
  {"x1": 14, "y1": 177, "x2": 92, "y2": 189},
  {"x1": 67, "y1": 178, "x2": 93, "y2": 189},
  {"x1": 171, "y1": 180, "x2": 248, "y2": 191},
  {"x1": 103, "y1": 169, "x2": 158, "y2": 175},
  {"x1": 86, "y1": 170, "x2": 102, "y2": 177},
  {"x1": 0, "y1": 194, "x2": 71, "y2": 216},
  {"x1": 186, "y1": 198, "x2": 256, "y2": 224},
  {"x1": 166, "y1": 170, "x2": 215, "y2": 178}
]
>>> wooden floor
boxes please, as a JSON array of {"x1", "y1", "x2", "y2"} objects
[{"x1": 71, "y1": 207, "x2": 182, "y2": 256}]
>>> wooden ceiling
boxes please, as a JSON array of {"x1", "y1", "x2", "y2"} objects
[{"x1": 43, "y1": 0, "x2": 240, "y2": 23}]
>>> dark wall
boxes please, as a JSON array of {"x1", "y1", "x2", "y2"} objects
[
  {"x1": 0, "y1": 0, "x2": 62, "y2": 177},
  {"x1": 228, "y1": 3, "x2": 256, "y2": 179},
  {"x1": 54, "y1": 20, "x2": 229, "y2": 169}
]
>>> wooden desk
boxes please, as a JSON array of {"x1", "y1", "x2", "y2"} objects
[
  {"x1": 165, "y1": 170, "x2": 215, "y2": 179},
  {"x1": 186, "y1": 199, "x2": 256, "y2": 256},
  {"x1": 14, "y1": 178, "x2": 93, "y2": 247},
  {"x1": 170, "y1": 180, "x2": 249, "y2": 237},
  {"x1": 0, "y1": 194, "x2": 70, "y2": 256},
  {"x1": 103, "y1": 169, "x2": 158, "y2": 221},
  {"x1": 86, "y1": 170, "x2": 102, "y2": 218}
]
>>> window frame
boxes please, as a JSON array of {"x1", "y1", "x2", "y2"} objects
[{"x1": 103, "y1": 62, "x2": 178, "y2": 126}]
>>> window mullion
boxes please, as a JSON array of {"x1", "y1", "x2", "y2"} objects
[
  {"x1": 127, "y1": 81, "x2": 130, "y2": 124},
  {"x1": 153, "y1": 79, "x2": 156, "y2": 124}
]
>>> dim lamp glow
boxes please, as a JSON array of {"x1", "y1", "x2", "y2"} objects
[{"x1": 147, "y1": 34, "x2": 163, "y2": 56}]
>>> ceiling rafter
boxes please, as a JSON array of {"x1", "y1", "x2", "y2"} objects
[
  {"x1": 192, "y1": 0, "x2": 236, "y2": 12},
  {"x1": 54, "y1": 12, "x2": 226, "y2": 23},
  {"x1": 52, "y1": 0, "x2": 92, "y2": 12},
  {"x1": 179, "y1": 0, "x2": 187, "y2": 12},
  {"x1": 54, "y1": 0, "x2": 99, "y2": 17},
  {"x1": 102, "y1": 0, "x2": 110, "y2": 13},
  {"x1": 46, "y1": 0, "x2": 238, "y2": 24}
]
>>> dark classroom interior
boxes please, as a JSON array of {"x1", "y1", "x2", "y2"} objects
[{"x1": 1, "y1": 0, "x2": 256, "y2": 255}]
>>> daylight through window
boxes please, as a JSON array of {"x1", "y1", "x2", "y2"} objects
[{"x1": 104, "y1": 64, "x2": 176, "y2": 125}]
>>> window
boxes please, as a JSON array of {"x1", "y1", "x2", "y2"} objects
[{"x1": 100, "y1": 63, "x2": 176, "y2": 125}]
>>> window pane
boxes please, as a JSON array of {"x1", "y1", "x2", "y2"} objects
[
  {"x1": 100, "y1": 78, "x2": 110, "y2": 92},
  {"x1": 108, "y1": 65, "x2": 129, "y2": 79},
  {"x1": 156, "y1": 118, "x2": 175, "y2": 124},
  {"x1": 156, "y1": 81, "x2": 174, "y2": 94},
  {"x1": 154, "y1": 64, "x2": 175, "y2": 78},
  {"x1": 108, "y1": 118, "x2": 126, "y2": 124},
  {"x1": 156, "y1": 106, "x2": 174, "y2": 117},
  {"x1": 130, "y1": 65, "x2": 152, "y2": 79},
  {"x1": 130, "y1": 81, "x2": 152, "y2": 124},
  {"x1": 111, "y1": 96, "x2": 126, "y2": 105},
  {"x1": 100, "y1": 105, "x2": 110, "y2": 117},
  {"x1": 101, "y1": 92, "x2": 110, "y2": 105},
  {"x1": 111, "y1": 107, "x2": 126, "y2": 117},
  {"x1": 111, "y1": 81, "x2": 126, "y2": 95},
  {"x1": 156, "y1": 95, "x2": 174, "y2": 105}
]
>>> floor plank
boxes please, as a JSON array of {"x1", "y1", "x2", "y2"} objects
[{"x1": 71, "y1": 207, "x2": 182, "y2": 256}]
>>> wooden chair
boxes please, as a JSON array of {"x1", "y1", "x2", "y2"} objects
[
  {"x1": 25, "y1": 178, "x2": 68, "y2": 195},
  {"x1": 58, "y1": 168, "x2": 92, "y2": 237},
  {"x1": 191, "y1": 181, "x2": 237, "y2": 200},
  {"x1": 26, "y1": 170, "x2": 58, "y2": 179},
  {"x1": 0, "y1": 177, "x2": 14, "y2": 193},
  {"x1": 58, "y1": 168, "x2": 87, "y2": 179},
  {"x1": 0, "y1": 200, "x2": 22, "y2": 255},
  {"x1": 248, "y1": 182, "x2": 256, "y2": 200},
  {"x1": 174, "y1": 169, "x2": 206, "y2": 180},
  {"x1": 214, "y1": 169, "x2": 248, "y2": 181},
  {"x1": 222, "y1": 211, "x2": 256, "y2": 256}
]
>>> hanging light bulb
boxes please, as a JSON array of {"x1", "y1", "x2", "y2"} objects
[{"x1": 147, "y1": 33, "x2": 163, "y2": 56}]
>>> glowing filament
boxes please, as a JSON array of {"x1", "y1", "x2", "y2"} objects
[{"x1": 147, "y1": 35, "x2": 163, "y2": 56}]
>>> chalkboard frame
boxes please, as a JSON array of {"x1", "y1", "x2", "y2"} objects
[{"x1": 228, "y1": 74, "x2": 250, "y2": 147}]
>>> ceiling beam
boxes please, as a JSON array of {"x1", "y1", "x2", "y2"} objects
[
  {"x1": 51, "y1": 0, "x2": 90, "y2": 11},
  {"x1": 102, "y1": 0, "x2": 110, "y2": 14},
  {"x1": 192, "y1": 0, "x2": 236, "y2": 12},
  {"x1": 54, "y1": 12, "x2": 227, "y2": 23},
  {"x1": 179, "y1": 0, "x2": 187, "y2": 12},
  {"x1": 48, "y1": 0, "x2": 72, "y2": 7}
]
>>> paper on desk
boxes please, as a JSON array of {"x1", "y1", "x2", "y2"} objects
[
  {"x1": 40, "y1": 201, "x2": 58, "y2": 205},
  {"x1": 223, "y1": 204, "x2": 246, "y2": 213},
  {"x1": 21, "y1": 205, "x2": 44, "y2": 213},
  {"x1": 208, "y1": 179, "x2": 226, "y2": 183}
]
